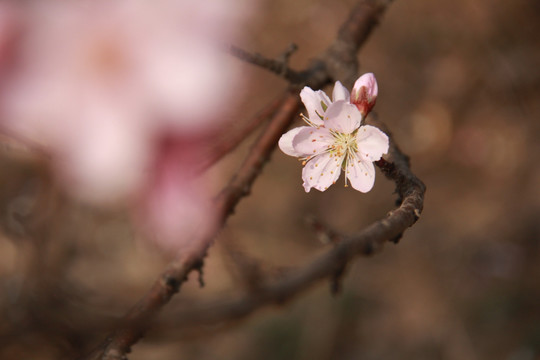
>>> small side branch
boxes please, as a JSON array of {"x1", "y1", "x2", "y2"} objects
[
  {"x1": 215, "y1": 91, "x2": 301, "y2": 219},
  {"x1": 319, "y1": 0, "x2": 393, "y2": 88},
  {"x1": 83, "y1": 244, "x2": 208, "y2": 360},
  {"x1": 198, "y1": 93, "x2": 288, "y2": 172},
  {"x1": 228, "y1": 44, "x2": 304, "y2": 83}
]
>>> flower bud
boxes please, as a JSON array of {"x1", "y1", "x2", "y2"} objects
[{"x1": 350, "y1": 73, "x2": 378, "y2": 117}]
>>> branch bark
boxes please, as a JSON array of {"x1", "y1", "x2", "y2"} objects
[
  {"x1": 82, "y1": 90, "x2": 301, "y2": 360},
  {"x1": 149, "y1": 133, "x2": 426, "y2": 333},
  {"x1": 227, "y1": 43, "x2": 303, "y2": 83},
  {"x1": 82, "y1": 1, "x2": 405, "y2": 358},
  {"x1": 214, "y1": 91, "x2": 300, "y2": 220}
]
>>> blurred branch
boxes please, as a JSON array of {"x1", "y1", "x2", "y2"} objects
[
  {"x1": 84, "y1": 91, "x2": 301, "y2": 360},
  {"x1": 220, "y1": 237, "x2": 267, "y2": 295},
  {"x1": 306, "y1": 216, "x2": 343, "y2": 245},
  {"x1": 83, "y1": 242, "x2": 208, "y2": 360},
  {"x1": 320, "y1": 0, "x2": 393, "y2": 88},
  {"x1": 158, "y1": 133, "x2": 425, "y2": 332},
  {"x1": 214, "y1": 91, "x2": 300, "y2": 220},
  {"x1": 228, "y1": 43, "x2": 304, "y2": 83},
  {"x1": 83, "y1": 1, "x2": 401, "y2": 358},
  {"x1": 198, "y1": 93, "x2": 288, "y2": 172},
  {"x1": 229, "y1": 0, "x2": 392, "y2": 89}
]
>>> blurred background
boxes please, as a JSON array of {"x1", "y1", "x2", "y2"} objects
[{"x1": 1, "y1": 0, "x2": 539, "y2": 359}]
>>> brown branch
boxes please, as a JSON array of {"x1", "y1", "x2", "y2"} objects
[
  {"x1": 220, "y1": 237, "x2": 267, "y2": 295},
  {"x1": 198, "y1": 93, "x2": 287, "y2": 172},
  {"x1": 214, "y1": 91, "x2": 300, "y2": 220},
  {"x1": 306, "y1": 216, "x2": 343, "y2": 245},
  {"x1": 82, "y1": 1, "x2": 399, "y2": 358},
  {"x1": 82, "y1": 243, "x2": 208, "y2": 360},
  {"x1": 317, "y1": 0, "x2": 393, "y2": 88},
  {"x1": 154, "y1": 134, "x2": 426, "y2": 332},
  {"x1": 228, "y1": 43, "x2": 304, "y2": 83},
  {"x1": 229, "y1": 1, "x2": 393, "y2": 89},
  {"x1": 82, "y1": 90, "x2": 301, "y2": 360}
]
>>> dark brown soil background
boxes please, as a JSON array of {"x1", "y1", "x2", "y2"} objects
[{"x1": 1, "y1": 0, "x2": 539, "y2": 359}]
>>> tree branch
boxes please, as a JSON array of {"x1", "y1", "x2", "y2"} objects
[
  {"x1": 318, "y1": 0, "x2": 393, "y2": 88},
  {"x1": 151, "y1": 133, "x2": 426, "y2": 333},
  {"x1": 227, "y1": 43, "x2": 304, "y2": 83},
  {"x1": 81, "y1": 1, "x2": 403, "y2": 358},
  {"x1": 198, "y1": 93, "x2": 289, "y2": 172},
  {"x1": 82, "y1": 90, "x2": 301, "y2": 360},
  {"x1": 214, "y1": 91, "x2": 300, "y2": 220}
]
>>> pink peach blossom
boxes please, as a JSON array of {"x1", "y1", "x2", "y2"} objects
[{"x1": 279, "y1": 75, "x2": 388, "y2": 193}]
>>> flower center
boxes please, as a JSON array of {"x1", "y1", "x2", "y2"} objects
[{"x1": 330, "y1": 130, "x2": 358, "y2": 158}]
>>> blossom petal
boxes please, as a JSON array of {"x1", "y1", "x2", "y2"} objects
[
  {"x1": 324, "y1": 101, "x2": 362, "y2": 134},
  {"x1": 300, "y1": 86, "x2": 331, "y2": 125},
  {"x1": 346, "y1": 156, "x2": 376, "y2": 193},
  {"x1": 332, "y1": 81, "x2": 350, "y2": 102},
  {"x1": 278, "y1": 126, "x2": 310, "y2": 157},
  {"x1": 356, "y1": 125, "x2": 389, "y2": 162},
  {"x1": 292, "y1": 126, "x2": 333, "y2": 157},
  {"x1": 302, "y1": 152, "x2": 343, "y2": 192}
]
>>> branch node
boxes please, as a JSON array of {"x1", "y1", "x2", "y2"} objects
[
  {"x1": 413, "y1": 208, "x2": 421, "y2": 221},
  {"x1": 227, "y1": 44, "x2": 302, "y2": 82},
  {"x1": 330, "y1": 263, "x2": 347, "y2": 296},
  {"x1": 362, "y1": 241, "x2": 375, "y2": 255},
  {"x1": 194, "y1": 259, "x2": 205, "y2": 288},
  {"x1": 102, "y1": 349, "x2": 128, "y2": 360},
  {"x1": 162, "y1": 275, "x2": 181, "y2": 293},
  {"x1": 306, "y1": 216, "x2": 342, "y2": 244},
  {"x1": 389, "y1": 233, "x2": 402, "y2": 244},
  {"x1": 277, "y1": 43, "x2": 298, "y2": 76}
]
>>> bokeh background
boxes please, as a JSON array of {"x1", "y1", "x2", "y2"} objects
[{"x1": 1, "y1": 0, "x2": 539, "y2": 359}]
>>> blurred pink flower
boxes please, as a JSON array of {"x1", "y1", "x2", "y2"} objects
[
  {"x1": 0, "y1": 0, "x2": 252, "y2": 250},
  {"x1": 279, "y1": 76, "x2": 388, "y2": 193},
  {"x1": 136, "y1": 137, "x2": 218, "y2": 251}
]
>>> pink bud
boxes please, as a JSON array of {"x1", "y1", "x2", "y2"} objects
[{"x1": 350, "y1": 73, "x2": 378, "y2": 116}]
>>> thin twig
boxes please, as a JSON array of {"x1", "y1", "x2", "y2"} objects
[
  {"x1": 198, "y1": 93, "x2": 287, "y2": 172},
  {"x1": 318, "y1": 0, "x2": 393, "y2": 88},
  {"x1": 82, "y1": 241, "x2": 209, "y2": 360},
  {"x1": 214, "y1": 91, "x2": 300, "y2": 220},
  {"x1": 228, "y1": 44, "x2": 304, "y2": 83}
]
